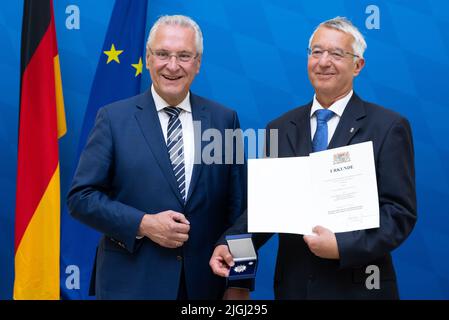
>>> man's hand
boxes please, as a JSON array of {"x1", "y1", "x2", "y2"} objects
[
  {"x1": 138, "y1": 210, "x2": 190, "y2": 248},
  {"x1": 209, "y1": 244, "x2": 234, "y2": 277},
  {"x1": 223, "y1": 287, "x2": 250, "y2": 300},
  {"x1": 303, "y1": 225, "x2": 340, "y2": 259}
]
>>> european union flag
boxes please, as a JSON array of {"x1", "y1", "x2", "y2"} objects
[{"x1": 61, "y1": 0, "x2": 148, "y2": 299}]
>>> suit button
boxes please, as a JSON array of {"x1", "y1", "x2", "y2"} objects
[{"x1": 176, "y1": 255, "x2": 183, "y2": 261}]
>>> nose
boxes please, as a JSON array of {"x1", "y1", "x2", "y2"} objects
[
  {"x1": 166, "y1": 55, "x2": 180, "y2": 71},
  {"x1": 318, "y1": 51, "x2": 332, "y2": 66}
]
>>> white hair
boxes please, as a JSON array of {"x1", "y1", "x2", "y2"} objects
[
  {"x1": 147, "y1": 15, "x2": 203, "y2": 55},
  {"x1": 308, "y1": 16, "x2": 367, "y2": 59}
]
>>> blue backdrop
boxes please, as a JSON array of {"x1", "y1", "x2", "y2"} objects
[{"x1": 1, "y1": 0, "x2": 448, "y2": 299}]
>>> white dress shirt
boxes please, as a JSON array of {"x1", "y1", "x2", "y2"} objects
[
  {"x1": 310, "y1": 90, "x2": 353, "y2": 145},
  {"x1": 151, "y1": 85, "x2": 195, "y2": 198}
]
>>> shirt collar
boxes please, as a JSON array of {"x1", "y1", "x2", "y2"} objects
[
  {"x1": 151, "y1": 84, "x2": 192, "y2": 113},
  {"x1": 310, "y1": 90, "x2": 353, "y2": 118}
]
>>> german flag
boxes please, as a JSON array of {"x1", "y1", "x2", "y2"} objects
[{"x1": 15, "y1": 0, "x2": 66, "y2": 300}]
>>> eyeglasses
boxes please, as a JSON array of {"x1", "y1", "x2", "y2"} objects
[
  {"x1": 307, "y1": 47, "x2": 359, "y2": 61},
  {"x1": 149, "y1": 48, "x2": 198, "y2": 63}
]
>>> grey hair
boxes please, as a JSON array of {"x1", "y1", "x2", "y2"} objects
[
  {"x1": 147, "y1": 15, "x2": 203, "y2": 55},
  {"x1": 308, "y1": 16, "x2": 367, "y2": 59}
]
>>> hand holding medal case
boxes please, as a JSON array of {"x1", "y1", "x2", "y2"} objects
[{"x1": 226, "y1": 234, "x2": 257, "y2": 280}]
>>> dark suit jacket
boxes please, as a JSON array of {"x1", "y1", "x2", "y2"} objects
[
  {"x1": 226, "y1": 93, "x2": 417, "y2": 299},
  {"x1": 67, "y1": 89, "x2": 246, "y2": 299}
]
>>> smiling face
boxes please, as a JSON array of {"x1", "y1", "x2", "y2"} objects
[
  {"x1": 146, "y1": 24, "x2": 201, "y2": 106},
  {"x1": 307, "y1": 26, "x2": 364, "y2": 107}
]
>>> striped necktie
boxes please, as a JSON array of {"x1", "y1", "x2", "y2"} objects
[{"x1": 165, "y1": 106, "x2": 186, "y2": 201}]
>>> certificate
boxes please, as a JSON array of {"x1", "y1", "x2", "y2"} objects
[{"x1": 248, "y1": 141, "x2": 379, "y2": 235}]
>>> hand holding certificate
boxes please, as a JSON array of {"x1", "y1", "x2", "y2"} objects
[{"x1": 248, "y1": 141, "x2": 379, "y2": 235}]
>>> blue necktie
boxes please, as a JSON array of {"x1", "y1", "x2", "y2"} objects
[
  {"x1": 312, "y1": 109, "x2": 334, "y2": 152},
  {"x1": 165, "y1": 107, "x2": 186, "y2": 201}
]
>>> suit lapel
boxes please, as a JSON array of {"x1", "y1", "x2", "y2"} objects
[
  {"x1": 185, "y1": 93, "x2": 209, "y2": 203},
  {"x1": 328, "y1": 93, "x2": 366, "y2": 149},
  {"x1": 286, "y1": 103, "x2": 313, "y2": 157},
  {"x1": 134, "y1": 89, "x2": 184, "y2": 205}
]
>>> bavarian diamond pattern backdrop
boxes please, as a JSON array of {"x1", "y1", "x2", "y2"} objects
[{"x1": 1, "y1": 0, "x2": 448, "y2": 299}]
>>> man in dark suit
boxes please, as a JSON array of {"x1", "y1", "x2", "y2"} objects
[
  {"x1": 210, "y1": 17, "x2": 417, "y2": 299},
  {"x1": 67, "y1": 15, "x2": 246, "y2": 299}
]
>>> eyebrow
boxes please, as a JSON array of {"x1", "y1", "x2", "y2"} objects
[
  {"x1": 311, "y1": 45, "x2": 345, "y2": 51},
  {"x1": 154, "y1": 49, "x2": 193, "y2": 53}
]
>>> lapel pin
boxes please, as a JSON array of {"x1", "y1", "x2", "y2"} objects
[{"x1": 350, "y1": 127, "x2": 354, "y2": 133}]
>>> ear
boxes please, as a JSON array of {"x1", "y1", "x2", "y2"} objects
[
  {"x1": 145, "y1": 50, "x2": 151, "y2": 70},
  {"x1": 195, "y1": 55, "x2": 202, "y2": 74},
  {"x1": 353, "y1": 58, "x2": 365, "y2": 77}
]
